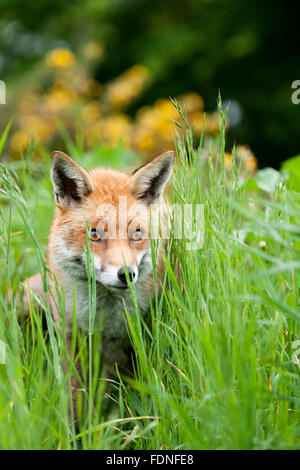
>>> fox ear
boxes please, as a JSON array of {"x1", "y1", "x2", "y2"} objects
[
  {"x1": 50, "y1": 151, "x2": 93, "y2": 209},
  {"x1": 129, "y1": 151, "x2": 174, "y2": 204}
]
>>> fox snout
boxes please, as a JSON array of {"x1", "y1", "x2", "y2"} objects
[
  {"x1": 94, "y1": 260, "x2": 139, "y2": 291},
  {"x1": 117, "y1": 267, "x2": 135, "y2": 285}
]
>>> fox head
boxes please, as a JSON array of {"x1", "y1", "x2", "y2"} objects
[{"x1": 49, "y1": 150, "x2": 174, "y2": 292}]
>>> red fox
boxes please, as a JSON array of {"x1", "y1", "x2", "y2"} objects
[{"x1": 22, "y1": 149, "x2": 174, "y2": 415}]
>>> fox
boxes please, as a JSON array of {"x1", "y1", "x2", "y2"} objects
[{"x1": 21, "y1": 149, "x2": 174, "y2": 417}]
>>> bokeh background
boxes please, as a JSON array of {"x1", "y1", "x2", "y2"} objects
[{"x1": 0, "y1": 0, "x2": 299, "y2": 168}]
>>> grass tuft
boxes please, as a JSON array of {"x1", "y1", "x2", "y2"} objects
[{"x1": 0, "y1": 107, "x2": 299, "y2": 449}]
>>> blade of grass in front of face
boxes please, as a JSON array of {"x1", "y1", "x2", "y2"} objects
[{"x1": 84, "y1": 221, "x2": 97, "y2": 447}]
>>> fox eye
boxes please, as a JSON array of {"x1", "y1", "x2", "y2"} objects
[
  {"x1": 130, "y1": 229, "x2": 143, "y2": 242},
  {"x1": 90, "y1": 228, "x2": 105, "y2": 242}
]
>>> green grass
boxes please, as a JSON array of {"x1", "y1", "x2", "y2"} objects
[{"x1": 0, "y1": 106, "x2": 299, "y2": 450}]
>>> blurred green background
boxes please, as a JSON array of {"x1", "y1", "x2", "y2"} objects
[{"x1": 0, "y1": 0, "x2": 299, "y2": 167}]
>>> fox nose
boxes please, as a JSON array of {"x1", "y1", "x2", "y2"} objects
[{"x1": 117, "y1": 267, "x2": 135, "y2": 285}]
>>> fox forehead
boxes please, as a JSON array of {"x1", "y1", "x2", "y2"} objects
[
  {"x1": 54, "y1": 167, "x2": 143, "y2": 225},
  {"x1": 88, "y1": 168, "x2": 131, "y2": 201},
  {"x1": 83, "y1": 167, "x2": 136, "y2": 207}
]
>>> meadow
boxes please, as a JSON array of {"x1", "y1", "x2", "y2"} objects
[{"x1": 0, "y1": 105, "x2": 299, "y2": 450}]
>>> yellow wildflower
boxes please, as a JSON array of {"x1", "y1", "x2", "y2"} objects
[
  {"x1": 236, "y1": 145, "x2": 258, "y2": 175},
  {"x1": 132, "y1": 127, "x2": 155, "y2": 151},
  {"x1": 100, "y1": 115, "x2": 131, "y2": 146},
  {"x1": 10, "y1": 132, "x2": 28, "y2": 152},
  {"x1": 190, "y1": 111, "x2": 205, "y2": 133},
  {"x1": 178, "y1": 92, "x2": 204, "y2": 112},
  {"x1": 82, "y1": 102, "x2": 101, "y2": 123},
  {"x1": 225, "y1": 152, "x2": 232, "y2": 168},
  {"x1": 107, "y1": 81, "x2": 136, "y2": 107},
  {"x1": 44, "y1": 86, "x2": 77, "y2": 112},
  {"x1": 46, "y1": 48, "x2": 75, "y2": 68},
  {"x1": 19, "y1": 115, "x2": 53, "y2": 142},
  {"x1": 155, "y1": 99, "x2": 179, "y2": 119},
  {"x1": 86, "y1": 115, "x2": 131, "y2": 147},
  {"x1": 203, "y1": 112, "x2": 219, "y2": 133},
  {"x1": 106, "y1": 65, "x2": 151, "y2": 107},
  {"x1": 124, "y1": 64, "x2": 150, "y2": 82},
  {"x1": 246, "y1": 155, "x2": 258, "y2": 172}
]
